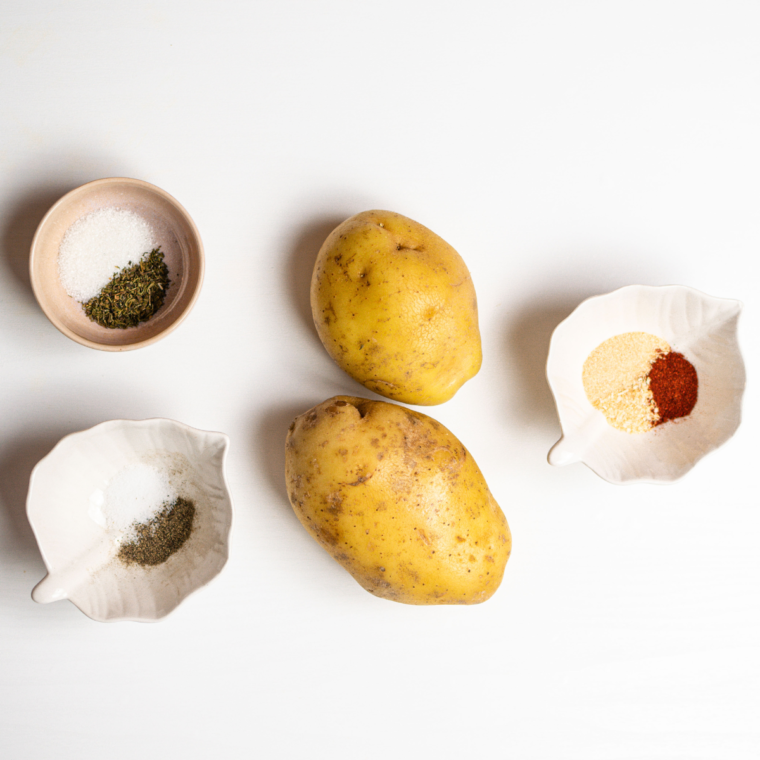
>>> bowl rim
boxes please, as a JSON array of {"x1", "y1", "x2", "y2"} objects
[
  {"x1": 29, "y1": 177, "x2": 205, "y2": 352},
  {"x1": 545, "y1": 283, "x2": 746, "y2": 485},
  {"x1": 26, "y1": 417, "x2": 233, "y2": 623}
]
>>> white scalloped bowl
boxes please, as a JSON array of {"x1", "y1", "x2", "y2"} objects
[
  {"x1": 27, "y1": 419, "x2": 232, "y2": 622},
  {"x1": 547, "y1": 285, "x2": 745, "y2": 484}
]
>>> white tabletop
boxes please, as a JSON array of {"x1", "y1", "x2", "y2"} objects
[{"x1": 2, "y1": 2, "x2": 758, "y2": 758}]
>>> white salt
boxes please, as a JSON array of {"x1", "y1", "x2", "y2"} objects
[
  {"x1": 58, "y1": 207, "x2": 156, "y2": 302},
  {"x1": 102, "y1": 463, "x2": 177, "y2": 537}
]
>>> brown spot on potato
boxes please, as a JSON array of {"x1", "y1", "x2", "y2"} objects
[
  {"x1": 416, "y1": 528, "x2": 432, "y2": 546},
  {"x1": 399, "y1": 564, "x2": 420, "y2": 583},
  {"x1": 345, "y1": 472, "x2": 373, "y2": 486},
  {"x1": 366, "y1": 575, "x2": 393, "y2": 593},
  {"x1": 326, "y1": 493, "x2": 343, "y2": 515},
  {"x1": 314, "y1": 524, "x2": 339, "y2": 546}
]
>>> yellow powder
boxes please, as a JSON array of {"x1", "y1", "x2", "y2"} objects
[{"x1": 582, "y1": 332, "x2": 671, "y2": 433}]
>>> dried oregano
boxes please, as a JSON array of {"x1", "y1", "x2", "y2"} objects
[{"x1": 83, "y1": 248, "x2": 170, "y2": 329}]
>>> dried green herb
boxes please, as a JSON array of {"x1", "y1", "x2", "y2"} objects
[
  {"x1": 118, "y1": 497, "x2": 196, "y2": 567},
  {"x1": 83, "y1": 248, "x2": 170, "y2": 329}
]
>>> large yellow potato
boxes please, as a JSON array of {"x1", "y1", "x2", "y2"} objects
[
  {"x1": 310, "y1": 210, "x2": 482, "y2": 406},
  {"x1": 285, "y1": 396, "x2": 511, "y2": 605}
]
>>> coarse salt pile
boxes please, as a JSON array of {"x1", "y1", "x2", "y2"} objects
[
  {"x1": 582, "y1": 332, "x2": 671, "y2": 434},
  {"x1": 58, "y1": 207, "x2": 156, "y2": 302},
  {"x1": 103, "y1": 463, "x2": 177, "y2": 539}
]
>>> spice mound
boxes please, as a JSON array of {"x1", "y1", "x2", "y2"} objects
[
  {"x1": 648, "y1": 350, "x2": 699, "y2": 425},
  {"x1": 58, "y1": 207, "x2": 156, "y2": 301},
  {"x1": 83, "y1": 248, "x2": 170, "y2": 329},
  {"x1": 582, "y1": 332, "x2": 698, "y2": 433},
  {"x1": 99, "y1": 463, "x2": 196, "y2": 567},
  {"x1": 57, "y1": 207, "x2": 170, "y2": 328},
  {"x1": 118, "y1": 497, "x2": 196, "y2": 567}
]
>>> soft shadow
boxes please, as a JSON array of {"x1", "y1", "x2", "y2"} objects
[
  {"x1": 0, "y1": 429, "x2": 75, "y2": 559},
  {"x1": 504, "y1": 299, "x2": 582, "y2": 430},
  {"x1": 502, "y1": 246, "x2": 671, "y2": 432},
  {"x1": 254, "y1": 400, "x2": 319, "y2": 524},
  {"x1": 286, "y1": 216, "x2": 348, "y2": 338},
  {"x1": 253, "y1": 400, "x2": 362, "y2": 589},
  {"x1": 1, "y1": 184, "x2": 78, "y2": 302}
]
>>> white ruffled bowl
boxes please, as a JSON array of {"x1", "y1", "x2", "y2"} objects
[
  {"x1": 27, "y1": 419, "x2": 232, "y2": 622},
  {"x1": 547, "y1": 285, "x2": 745, "y2": 484}
]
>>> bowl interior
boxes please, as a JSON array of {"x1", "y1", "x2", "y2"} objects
[
  {"x1": 30, "y1": 178, "x2": 203, "y2": 351},
  {"x1": 27, "y1": 420, "x2": 231, "y2": 621},
  {"x1": 547, "y1": 285, "x2": 745, "y2": 484}
]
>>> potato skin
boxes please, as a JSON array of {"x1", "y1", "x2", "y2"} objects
[
  {"x1": 310, "y1": 210, "x2": 482, "y2": 406},
  {"x1": 285, "y1": 396, "x2": 511, "y2": 605}
]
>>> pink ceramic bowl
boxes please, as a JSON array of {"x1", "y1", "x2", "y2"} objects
[{"x1": 29, "y1": 177, "x2": 204, "y2": 351}]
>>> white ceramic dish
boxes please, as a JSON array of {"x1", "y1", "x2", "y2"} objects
[
  {"x1": 547, "y1": 285, "x2": 744, "y2": 484},
  {"x1": 27, "y1": 419, "x2": 232, "y2": 622}
]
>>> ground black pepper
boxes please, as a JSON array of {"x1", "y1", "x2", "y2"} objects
[{"x1": 118, "y1": 497, "x2": 196, "y2": 567}]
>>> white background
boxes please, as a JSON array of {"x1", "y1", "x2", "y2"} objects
[{"x1": 1, "y1": 2, "x2": 758, "y2": 758}]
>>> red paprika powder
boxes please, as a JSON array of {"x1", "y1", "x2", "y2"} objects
[{"x1": 648, "y1": 351, "x2": 698, "y2": 425}]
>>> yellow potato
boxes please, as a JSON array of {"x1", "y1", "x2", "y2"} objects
[
  {"x1": 285, "y1": 396, "x2": 511, "y2": 605},
  {"x1": 310, "y1": 210, "x2": 482, "y2": 405}
]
